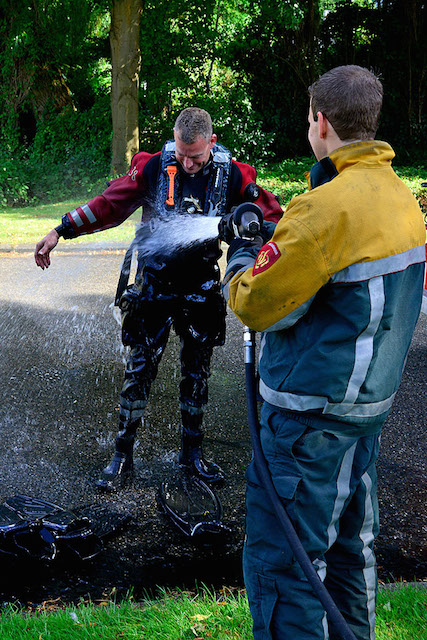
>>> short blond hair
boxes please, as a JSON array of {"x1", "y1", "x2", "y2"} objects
[{"x1": 174, "y1": 107, "x2": 213, "y2": 144}]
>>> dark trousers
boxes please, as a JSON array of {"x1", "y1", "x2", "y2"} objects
[
  {"x1": 118, "y1": 294, "x2": 224, "y2": 429},
  {"x1": 243, "y1": 404, "x2": 381, "y2": 640}
]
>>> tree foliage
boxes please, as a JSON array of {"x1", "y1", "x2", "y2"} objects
[
  {"x1": 0, "y1": 0, "x2": 425, "y2": 205},
  {"x1": 0, "y1": 0, "x2": 111, "y2": 203}
]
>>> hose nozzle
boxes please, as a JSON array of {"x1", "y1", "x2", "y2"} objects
[{"x1": 232, "y1": 203, "x2": 263, "y2": 240}]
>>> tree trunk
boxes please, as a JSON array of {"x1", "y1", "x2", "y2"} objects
[
  {"x1": 110, "y1": 0, "x2": 143, "y2": 175},
  {"x1": 302, "y1": 0, "x2": 321, "y2": 84}
]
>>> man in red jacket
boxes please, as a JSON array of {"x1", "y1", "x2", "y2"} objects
[{"x1": 35, "y1": 107, "x2": 282, "y2": 491}]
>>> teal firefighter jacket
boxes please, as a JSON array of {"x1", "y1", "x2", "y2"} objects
[{"x1": 224, "y1": 141, "x2": 426, "y2": 432}]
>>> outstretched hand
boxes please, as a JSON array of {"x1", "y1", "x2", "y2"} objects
[{"x1": 34, "y1": 230, "x2": 59, "y2": 269}]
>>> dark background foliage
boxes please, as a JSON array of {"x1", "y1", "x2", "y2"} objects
[{"x1": 0, "y1": 0, "x2": 425, "y2": 205}]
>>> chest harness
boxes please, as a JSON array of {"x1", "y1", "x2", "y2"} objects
[
  {"x1": 156, "y1": 140, "x2": 232, "y2": 217},
  {"x1": 115, "y1": 142, "x2": 232, "y2": 305}
]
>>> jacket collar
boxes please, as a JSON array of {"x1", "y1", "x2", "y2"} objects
[
  {"x1": 329, "y1": 140, "x2": 395, "y2": 173},
  {"x1": 307, "y1": 141, "x2": 395, "y2": 190}
]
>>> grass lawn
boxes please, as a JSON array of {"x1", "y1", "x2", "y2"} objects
[
  {"x1": 0, "y1": 202, "x2": 141, "y2": 247},
  {"x1": 0, "y1": 159, "x2": 425, "y2": 248},
  {"x1": 0, "y1": 584, "x2": 425, "y2": 639}
]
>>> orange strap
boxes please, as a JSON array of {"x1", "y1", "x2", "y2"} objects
[{"x1": 166, "y1": 165, "x2": 177, "y2": 206}]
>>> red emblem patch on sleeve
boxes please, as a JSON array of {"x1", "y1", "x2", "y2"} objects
[{"x1": 253, "y1": 242, "x2": 281, "y2": 275}]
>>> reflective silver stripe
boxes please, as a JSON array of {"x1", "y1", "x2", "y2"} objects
[
  {"x1": 313, "y1": 557, "x2": 327, "y2": 581},
  {"x1": 321, "y1": 613, "x2": 329, "y2": 640},
  {"x1": 360, "y1": 472, "x2": 377, "y2": 639},
  {"x1": 70, "y1": 208, "x2": 84, "y2": 227},
  {"x1": 327, "y1": 442, "x2": 357, "y2": 548},
  {"x1": 259, "y1": 379, "x2": 328, "y2": 411},
  {"x1": 223, "y1": 257, "x2": 254, "y2": 302},
  {"x1": 119, "y1": 396, "x2": 147, "y2": 422},
  {"x1": 81, "y1": 204, "x2": 96, "y2": 224},
  {"x1": 120, "y1": 397, "x2": 147, "y2": 412},
  {"x1": 259, "y1": 380, "x2": 396, "y2": 417},
  {"x1": 324, "y1": 393, "x2": 396, "y2": 417},
  {"x1": 227, "y1": 253, "x2": 254, "y2": 272},
  {"x1": 179, "y1": 403, "x2": 204, "y2": 415},
  {"x1": 331, "y1": 244, "x2": 425, "y2": 283},
  {"x1": 312, "y1": 559, "x2": 329, "y2": 639},
  {"x1": 341, "y1": 276, "x2": 385, "y2": 406},
  {"x1": 259, "y1": 333, "x2": 266, "y2": 363},
  {"x1": 263, "y1": 295, "x2": 315, "y2": 333}
]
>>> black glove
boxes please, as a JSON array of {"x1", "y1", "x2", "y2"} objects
[
  {"x1": 217, "y1": 211, "x2": 236, "y2": 245},
  {"x1": 227, "y1": 236, "x2": 265, "y2": 260}
]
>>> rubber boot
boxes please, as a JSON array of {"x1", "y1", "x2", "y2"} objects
[
  {"x1": 95, "y1": 420, "x2": 139, "y2": 491},
  {"x1": 178, "y1": 413, "x2": 225, "y2": 485}
]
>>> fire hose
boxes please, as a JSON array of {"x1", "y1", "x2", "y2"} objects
[{"x1": 243, "y1": 328, "x2": 358, "y2": 640}]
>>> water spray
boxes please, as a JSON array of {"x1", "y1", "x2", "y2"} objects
[
  {"x1": 130, "y1": 214, "x2": 220, "y2": 259},
  {"x1": 114, "y1": 213, "x2": 222, "y2": 305},
  {"x1": 115, "y1": 202, "x2": 266, "y2": 307}
]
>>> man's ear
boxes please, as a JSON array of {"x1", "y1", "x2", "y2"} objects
[
  {"x1": 317, "y1": 112, "x2": 329, "y2": 139},
  {"x1": 210, "y1": 133, "x2": 217, "y2": 148}
]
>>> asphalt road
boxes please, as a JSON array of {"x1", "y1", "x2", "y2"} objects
[{"x1": 0, "y1": 244, "x2": 425, "y2": 604}]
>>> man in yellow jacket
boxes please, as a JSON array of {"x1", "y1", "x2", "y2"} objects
[{"x1": 223, "y1": 66, "x2": 425, "y2": 639}]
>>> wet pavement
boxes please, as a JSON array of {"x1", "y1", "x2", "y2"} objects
[{"x1": 0, "y1": 245, "x2": 426, "y2": 605}]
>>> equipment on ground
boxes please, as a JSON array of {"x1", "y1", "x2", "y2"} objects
[
  {"x1": 0, "y1": 495, "x2": 130, "y2": 562},
  {"x1": 159, "y1": 474, "x2": 231, "y2": 544},
  {"x1": 244, "y1": 327, "x2": 358, "y2": 640}
]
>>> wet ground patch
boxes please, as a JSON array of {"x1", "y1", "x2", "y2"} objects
[{"x1": 0, "y1": 251, "x2": 425, "y2": 605}]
